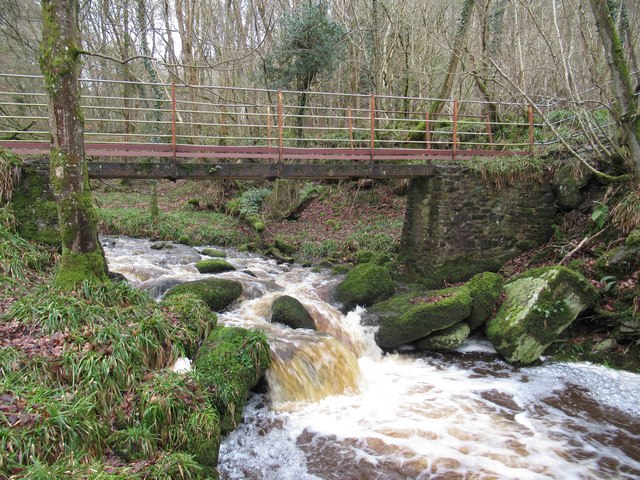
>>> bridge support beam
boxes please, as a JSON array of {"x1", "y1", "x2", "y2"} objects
[
  {"x1": 400, "y1": 165, "x2": 557, "y2": 288},
  {"x1": 24, "y1": 160, "x2": 436, "y2": 180}
]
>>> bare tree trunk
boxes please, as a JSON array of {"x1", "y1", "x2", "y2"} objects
[
  {"x1": 39, "y1": 0, "x2": 108, "y2": 289},
  {"x1": 431, "y1": 0, "x2": 476, "y2": 114},
  {"x1": 589, "y1": 0, "x2": 640, "y2": 184}
]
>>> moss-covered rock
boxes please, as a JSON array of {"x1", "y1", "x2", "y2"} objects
[
  {"x1": 551, "y1": 163, "x2": 591, "y2": 209},
  {"x1": 486, "y1": 266, "x2": 598, "y2": 365},
  {"x1": 201, "y1": 248, "x2": 226, "y2": 258},
  {"x1": 466, "y1": 272, "x2": 504, "y2": 330},
  {"x1": 413, "y1": 321, "x2": 471, "y2": 352},
  {"x1": 417, "y1": 257, "x2": 503, "y2": 289},
  {"x1": 160, "y1": 293, "x2": 218, "y2": 355},
  {"x1": 194, "y1": 326, "x2": 270, "y2": 433},
  {"x1": 335, "y1": 263, "x2": 395, "y2": 311},
  {"x1": 373, "y1": 285, "x2": 472, "y2": 348},
  {"x1": 274, "y1": 236, "x2": 297, "y2": 255},
  {"x1": 264, "y1": 247, "x2": 295, "y2": 264},
  {"x1": 271, "y1": 295, "x2": 315, "y2": 330},
  {"x1": 164, "y1": 278, "x2": 242, "y2": 312},
  {"x1": 150, "y1": 242, "x2": 173, "y2": 250},
  {"x1": 195, "y1": 259, "x2": 236, "y2": 274},
  {"x1": 595, "y1": 244, "x2": 640, "y2": 278}
]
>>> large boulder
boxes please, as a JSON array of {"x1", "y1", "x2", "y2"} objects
[
  {"x1": 164, "y1": 278, "x2": 242, "y2": 312},
  {"x1": 373, "y1": 285, "x2": 472, "y2": 349},
  {"x1": 335, "y1": 263, "x2": 395, "y2": 311},
  {"x1": 194, "y1": 326, "x2": 270, "y2": 433},
  {"x1": 486, "y1": 266, "x2": 598, "y2": 364},
  {"x1": 195, "y1": 259, "x2": 236, "y2": 274},
  {"x1": 413, "y1": 321, "x2": 471, "y2": 352},
  {"x1": 466, "y1": 272, "x2": 503, "y2": 331},
  {"x1": 551, "y1": 163, "x2": 592, "y2": 210},
  {"x1": 271, "y1": 295, "x2": 315, "y2": 330}
]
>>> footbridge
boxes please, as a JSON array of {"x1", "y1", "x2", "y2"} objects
[{"x1": 0, "y1": 73, "x2": 559, "y2": 179}]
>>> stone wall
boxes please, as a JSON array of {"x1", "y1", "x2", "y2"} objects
[{"x1": 400, "y1": 165, "x2": 557, "y2": 287}]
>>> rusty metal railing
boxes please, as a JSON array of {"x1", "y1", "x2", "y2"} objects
[{"x1": 0, "y1": 73, "x2": 543, "y2": 163}]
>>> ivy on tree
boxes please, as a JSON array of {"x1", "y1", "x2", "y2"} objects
[{"x1": 262, "y1": 0, "x2": 346, "y2": 138}]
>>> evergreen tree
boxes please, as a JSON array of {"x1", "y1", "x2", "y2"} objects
[{"x1": 263, "y1": 0, "x2": 346, "y2": 139}]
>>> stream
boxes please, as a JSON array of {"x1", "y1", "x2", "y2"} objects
[{"x1": 103, "y1": 237, "x2": 640, "y2": 480}]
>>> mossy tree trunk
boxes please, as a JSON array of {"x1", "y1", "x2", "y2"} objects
[
  {"x1": 39, "y1": 0, "x2": 108, "y2": 288},
  {"x1": 589, "y1": 0, "x2": 640, "y2": 185}
]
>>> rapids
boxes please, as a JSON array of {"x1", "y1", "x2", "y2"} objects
[{"x1": 103, "y1": 237, "x2": 640, "y2": 479}]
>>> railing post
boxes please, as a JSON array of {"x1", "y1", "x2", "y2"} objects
[
  {"x1": 452, "y1": 98, "x2": 458, "y2": 160},
  {"x1": 425, "y1": 111, "x2": 431, "y2": 149},
  {"x1": 348, "y1": 108, "x2": 354, "y2": 150},
  {"x1": 170, "y1": 81, "x2": 178, "y2": 179},
  {"x1": 485, "y1": 115, "x2": 494, "y2": 148},
  {"x1": 267, "y1": 105, "x2": 272, "y2": 148},
  {"x1": 370, "y1": 94, "x2": 375, "y2": 164},
  {"x1": 278, "y1": 90, "x2": 284, "y2": 173},
  {"x1": 528, "y1": 104, "x2": 535, "y2": 154},
  {"x1": 171, "y1": 81, "x2": 177, "y2": 160}
]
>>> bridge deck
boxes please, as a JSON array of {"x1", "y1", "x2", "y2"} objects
[{"x1": 1, "y1": 141, "x2": 530, "y2": 179}]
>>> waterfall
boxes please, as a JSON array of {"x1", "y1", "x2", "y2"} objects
[{"x1": 103, "y1": 236, "x2": 640, "y2": 480}]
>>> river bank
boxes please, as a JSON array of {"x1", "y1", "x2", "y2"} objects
[
  {"x1": 1, "y1": 174, "x2": 638, "y2": 478},
  {"x1": 92, "y1": 178, "x2": 640, "y2": 372}
]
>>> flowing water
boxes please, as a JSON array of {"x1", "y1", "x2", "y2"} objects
[{"x1": 103, "y1": 237, "x2": 640, "y2": 480}]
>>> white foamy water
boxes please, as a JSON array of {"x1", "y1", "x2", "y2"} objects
[{"x1": 103, "y1": 237, "x2": 640, "y2": 480}]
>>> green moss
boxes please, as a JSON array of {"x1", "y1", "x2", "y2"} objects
[
  {"x1": 486, "y1": 266, "x2": 598, "y2": 364},
  {"x1": 177, "y1": 235, "x2": 192, "y2": 245},
  {"x1": 335, "y1": 263, "x2": 395, "y2": 311},
  {"x1": 625, "y1": 229, "x2": 640, "y2": 248},
  {"x1": 247, "y1": 214, "x2": 265, "y2": 232},
  {"x1": 596, "y1": 244, "x2": 640, "y2": 278},
  {"x1": 195, "y1": 259, "x2": 236, "y2": 274},
  {"x1": 271, "y1": 295, "x2": 315, "y2": 330},
  {"x1": 201, "y1": 248, "x2": 226, "y2": 258},
  {"x1": 355, "y1": 250, "x2": 376, "y2": 264},
  {"x1": 373, "y1": 285, "x2": 473, "y2": 348},
  {"x1": 54, "y1": 249, "x2": 108, "y2": 290},
  {"x1": 160, "y1": 293, "x2": 218, "y2": 356},
  {"x1": 39, "y1": 1, "x2": 81, "y2": 95},
  {"x1": 164, "y1": 278, "x2": 242, "y2": 312},
  {"x1": 567, "y1": 259, "x2": 587, "y2": 275},
  {"x1": 11, "y1": 169, "x2": 59, "y2": 246},
  {"x1": 274, "y1": 236, "x2": 297, "y2": 255},
  {"x1": 417, "y1": 256, "x2": 502, "y2": 289},
  {"x1": 331, "y1": 264, "x2": 351, "y2": 274},
  {"x1": 466, "y1": 272, "x2": 503, "y2": 330},
  {"x1": 413, "y1": 321, "x2": 471, "y2": 352},
  {"x1": 194, "y1": 326, "x2": 270, "y2": 434}
]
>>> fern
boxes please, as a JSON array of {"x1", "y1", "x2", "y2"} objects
[{"x1": 591, "y1": 202, "x2": 610, "y2": 230}]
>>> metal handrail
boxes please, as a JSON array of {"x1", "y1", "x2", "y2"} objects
[{"x1": 0, "y1": 73, "x2": 554, "y2": 157}]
